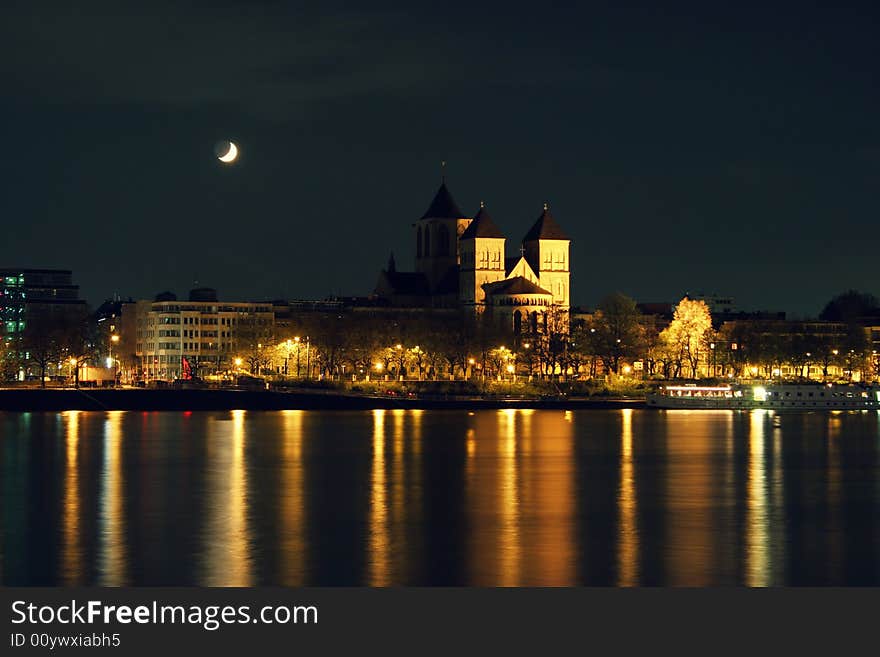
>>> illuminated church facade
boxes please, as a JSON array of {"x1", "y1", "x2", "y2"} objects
[{"x1": 375, "y1": 182, "x2": 571, "y2": 332}]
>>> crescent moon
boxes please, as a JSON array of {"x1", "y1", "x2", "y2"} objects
[{"x1": 218, "y1": 141, "x2": 238, "y2": 163}]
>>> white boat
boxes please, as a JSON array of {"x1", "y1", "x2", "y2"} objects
[{"x1": 646, "y1": 382, "x2": 880, "y2": 410}]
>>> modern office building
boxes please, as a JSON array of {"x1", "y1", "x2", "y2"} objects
[
  {"x1": 130, "y1": 287, "x2": 274, "y2": 380},
  {"x1": 1, "y1": 269, "x2": 88, "y2": 340}
]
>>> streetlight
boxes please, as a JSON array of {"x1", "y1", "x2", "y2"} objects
[
  {"x1": 295, "y1": 336, "x2": 302, "y2": 377},
  {"x1": 412, "y1": 345, "x2": 422, "y2": 380},
  {"x1": 307, "y1": 336, "x2": 312, "y2": 379},
  {"x1": 110, "y1": 334, "x2": 120, "y2": 386},
  {"x1": 709, "y1": 342, "x2": 716, "y2": 378},
  {"x1": 395, "y1": 344, "x2": 404, "y2": 381},
  {"x1": 284, "y1": 339, "x2": 293, "y2": 376}
]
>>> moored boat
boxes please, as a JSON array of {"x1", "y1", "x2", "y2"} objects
[{"x1": 647, "y1": 382, "x2": 880, "y2": 410}]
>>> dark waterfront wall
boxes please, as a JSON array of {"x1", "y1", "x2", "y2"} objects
[{"x1": 0, "y1": 388, "x2": 643, "y2": 412}]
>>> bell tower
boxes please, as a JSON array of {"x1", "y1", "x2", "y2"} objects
[
  {"x1": 522, "y1": 204, "x2": 570, "y2": 311},
  {"x1": 414, "y1": 181, "x2": 471, "y2": 291},
  {"x1": 458, "y1": 202, "x2": 507, "y2": 308}
]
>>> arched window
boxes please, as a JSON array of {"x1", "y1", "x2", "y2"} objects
[
  {"x1": 530, "y1": 311, "x2": 538, "y2": 334},
  {"x1": 424, "y1": 226, "x2": 431, "y2": 257},
  {"x1": 438, "y1": 225, "x2": 450, "y2": 256},
  {"x1": 513, "y1": 310, "x2": 522, "y2": 333},
  {"x1": 417, "y1": 226, "x2": 422, "y2": 258}
]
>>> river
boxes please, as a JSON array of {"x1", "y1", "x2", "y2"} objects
[{"x1": 1, "y1": 409, "x2": 878, "y2": 585}]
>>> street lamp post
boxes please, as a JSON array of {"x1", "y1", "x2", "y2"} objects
[
  {"x1": 304, "y1": 336, "x2": 310, "y2": 380},
  {"x1": 109, "y1": 334, "x2": 120, "y2": 387},
  {"x1": 284, "y1": 339, "x2": 293, "y2": 376},
  {"x1": 295, "y1": 336, "x2": 302, "y2": 378},
  {"x1": 395, "y1": 344, "x2": 404, "y2": 381}
]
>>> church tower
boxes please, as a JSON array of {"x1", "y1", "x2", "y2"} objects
[
  {"x1": 458, "y1": 203, "x2": 507, "y2": 308},
  {"x1": 522, "y1": 204, "x2": 570, "y2": 310},
  {"x1": 414, "y1": 182, "x2": 471, "y2": 292}
]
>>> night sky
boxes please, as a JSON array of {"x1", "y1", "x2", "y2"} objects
[{"x1": 1, "y1": 1, "x2": 877, "y2": 316}]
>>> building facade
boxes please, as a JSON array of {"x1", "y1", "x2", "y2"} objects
[
  {"x1": 1, "y1": 268, "x2": 88, "y2": 339},
  {"x1": 1, "y1": 268, "x2": 89, "y2": 379},
  {"x1": 131, "y1": 288, "x2": 274, "y2": 380}
]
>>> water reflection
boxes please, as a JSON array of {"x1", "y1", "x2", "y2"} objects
[
  {"x1": 368, "y1": 410, "x2": 390, "y2": 585},
  {"x1": 617, "y1": 408, "x2": 638, "y2": 586},
  {"x1": 2, "y1": 409, "x2": 880, "y2": 586},
  {"x1": 61, "y1": 411, "x2": 83, "y2": 585},
  {"x1": 745, "y1": 411, "x2": 769, "y2": 586},
  {"x1": 465, "y1": 409, "x2": 575, "y2": 586},
  {"x1": 498, "y1": 410, "x2": 522, "y2": 586},
  {"x1": 826, "y1": 413, "x2": 842, "y2": 583},
  {"x1": 664, "y1": 411, "x2": 727, "y2": 585},
  {"x1": 279, "y1": 410, "x2": 307, "y2": 585},
  {"x1": 201, "y1": 410, "x2": 252, "y2": 586},
  {"x1": 98, "y1": 411, "x2": 128, "y2": 585}
]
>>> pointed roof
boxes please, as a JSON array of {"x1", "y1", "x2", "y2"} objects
[
  {"x1": 482, "y1": 276, "x2": 552, "y2": 297},
  {"x1": 460, "y1": 204, "x2": 505, "y2": 239},
  {"x1": 522, "y1": 204, "x2": 569, "y2": 241},
  {"x1": 421, "y1": 182, "x2": 465, "y2": 219}
]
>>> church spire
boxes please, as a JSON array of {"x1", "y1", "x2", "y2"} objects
[
  {"x1": 421, "y1": 181, "x2": 465, "y2": 219},
  {"x1": 387, "y1": 251, "x2": 396, "y2": 273},
  {"x1": 523, "y1": 203, "x2": 569, "y2": 242}
]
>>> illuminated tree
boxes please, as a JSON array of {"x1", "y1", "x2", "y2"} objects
[{"x1": 660, "y1": 297, "x2": 712, "y2": 378}]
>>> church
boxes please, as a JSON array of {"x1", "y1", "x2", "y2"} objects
[{"x1": 375, "y1": 181, "x2": 571, "y2": 333}]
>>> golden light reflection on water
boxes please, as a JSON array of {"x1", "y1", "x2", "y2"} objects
[
  {"x1": 279, "y1": 410, "x2": 306, "y2": 585},
  {"x1": 745, "y1": 411, "x2": 769, "y2": 587},
  {"x1": 404, "y1": 410, "x2": 424, "y2": 579},
  {"x1": 826, "y1": 412, "x2": 842, "y2": 583},
  {"x1": 368, "y1": 409, "x2": 421, "y2": 584},
  {"x1": 61, "y1": 411, "x2": 82, "y2": 585},
  {"x1": 9, "y1": 407, "x2": 880, "y2": 587},
  {"x1": 616, "y1": 409, "x2": 638, "y2": 586},
  {"x1": 368, "y1": 410, "x2": 390, "y2": 585},
  {"x1": 390, "y1": 409, "x2": 407, "y2": 565},
  {"x1": 202, "y1": 410, "x2": 252, "y2": 586},
  {"x1": 465, "y1": 409, "x2": 574, "y2": 586},
  {"x1": 664, "y1": 410, "x2": 728, "y2": 585},
  {"x1": 770, "y1": 413, "x2": 785, "y2": 583},
  {"x1": 98, "y1": 411, "x2": 128, "y2": 585},
  {"x1": 498, "y1": 409, "x2": 522, "y2": 586},
  {"x1": 525, "y1": 410, "x2": 573, "y2": 585}
]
